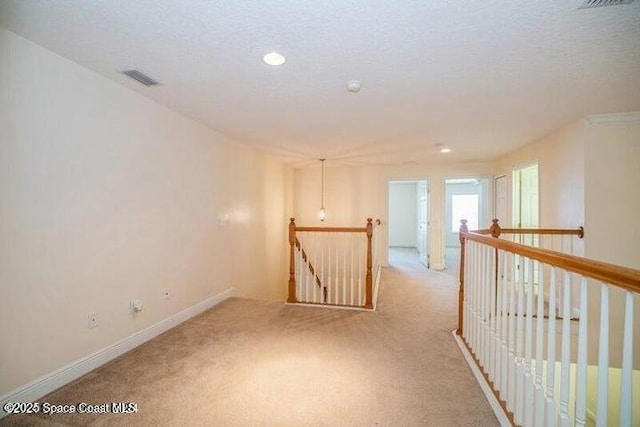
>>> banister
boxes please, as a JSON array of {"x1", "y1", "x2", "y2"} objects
[
  {"x1": 497, "y1": 228, "x2": 584, "y2": 237},
  {"x1": 460, "y1": 230, "x2": 640, "y2": 293},
  {"x1": 295, "y1": 226, "x2": 367, "y2": 233},
  {"x1": 288, "y1": 218, "x2": 297, "y2": 303},
  {"x1": 469, "y1": 219, "x2": 584, "y2": 238},
  {"x1": 288, "y1": 217, "x2": 378, "y2": 309}
]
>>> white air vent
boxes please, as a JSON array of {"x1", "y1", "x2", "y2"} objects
[
  {"x1": 122, "y1": 70, "x2": 159, "y2": 86},
  {"x1": 577, "y1": 0, "x2": 635, "y2": 8}
]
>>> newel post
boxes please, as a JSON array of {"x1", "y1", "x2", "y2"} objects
[
  {"x1": 490, "y1": 218, "x2": 501, "y2": 238},
  {"x1": 365, "y1": 218, "x2": 374, "y2": 309},
  {"x1": 457, "y1": 219, "x2": 469, "y2": 335},
  {"x1": 490, "y1": 219, "x2": 501, "y2": 303},
  {"x1": 287, "y1": 218, "x2": 297, "y2": 303}
]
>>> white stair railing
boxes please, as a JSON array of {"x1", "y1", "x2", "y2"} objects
[
  {"x1": 457, "y1": 220, "x2": 639, "y2": 427},
  {"x1": 287, "y1": 218, "x2": 379, "y2": 309}
]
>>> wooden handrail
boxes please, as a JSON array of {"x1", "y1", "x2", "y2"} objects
[
  {"x1": 295, "y1": 226, "x2": 367, "y2": 233},
  {"x1": 498, "y1": 227, "x2": 584, "y2": 237},
  {"x1": 461, "y1": 230, "x2": 640, "y2": 293},
  {"x1": 469, "y1": 219, "x2": 584, "y2": 238}
]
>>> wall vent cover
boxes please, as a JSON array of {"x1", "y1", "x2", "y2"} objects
[
  {"x1": 121, "y1": 70, "x2": 159, "y2": 86},
  {"x1": 577, "y1": 0, "x2": 635, "y2": 8}
]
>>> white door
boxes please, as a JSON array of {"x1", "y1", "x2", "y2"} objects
[
  {"x1": 494, "y1": 175, "x2": 508, "y2": 226},
  {"x1": 417, "y1": 181, "x2": 429, "y2": 267},
  {"x1": 513, "y1": 163, "x2": 539, "y2": 230}
]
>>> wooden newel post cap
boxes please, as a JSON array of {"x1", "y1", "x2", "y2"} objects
[
  {"x1": 459, "y1": 219, "x2": 468, "y2": 244},
  {"x1": 490, "y1": 218, "x2": 501, "y2": 238},
  {"x1": 289, "y1": 218, "x2": 295, "y2": 225}
]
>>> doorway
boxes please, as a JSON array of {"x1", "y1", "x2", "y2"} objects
[
  {"x1": 513, "y1": 163, "x2": 539, "y2": 229},
  {"x1": 388, "y1": 180, "x2": 429, "y2": 268},
  {"x1": 444, "y1": 178, "x2": 491, "y2": 275}
]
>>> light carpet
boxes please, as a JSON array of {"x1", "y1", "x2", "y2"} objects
[{"x1": 2, "y1": 251, "x2": 497, "y2": 426}]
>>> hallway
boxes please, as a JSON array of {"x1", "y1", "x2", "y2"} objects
[{"x1": 2, "y1": 260, "x2": 497, "y2": 427}]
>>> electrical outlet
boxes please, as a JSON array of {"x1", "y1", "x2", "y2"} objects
[
  {"x1": 88, "y1": 313, "x2": 97, "y2": 329},
  {"x1": 163, "y1": 290, "x2": 170, "y2": 299}
]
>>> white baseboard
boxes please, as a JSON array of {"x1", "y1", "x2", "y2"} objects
[
  {"x1": 431, "y1": 263, "x2": 446, "y2": 271},
  {"x1": 452, "y1": 331, "x2": 512, "y2": 427},
  {"x1": 0, "y1": 287, "x2": 236, "y2": 418}
]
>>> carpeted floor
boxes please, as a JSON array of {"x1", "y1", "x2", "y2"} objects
[{"x1": 1, "y1": 249, "x2": 498, "y2": 426}]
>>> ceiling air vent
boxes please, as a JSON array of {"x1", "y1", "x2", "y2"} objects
[
  {"x1": 121, "y1": 69, "x2": 159, "y2": 86},
  {"x1": 577, "y1": 0, "x2": 635, "y2": 8}
]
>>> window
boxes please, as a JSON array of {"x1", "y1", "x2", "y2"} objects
[{"x1": 451, "y1": 194, "x2": 479, "y2": 232}]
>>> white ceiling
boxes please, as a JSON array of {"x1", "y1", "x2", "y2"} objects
[{"x1": 1, "y1": 0, "x2": 639, "y2": 167}]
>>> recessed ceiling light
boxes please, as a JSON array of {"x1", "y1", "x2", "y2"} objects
[
  {"x1": 435, "y1": 143, "x2": 451, "y2": 154},
  {"x1": 263, "y1": 52, "x2": 286, "y2": 66}
]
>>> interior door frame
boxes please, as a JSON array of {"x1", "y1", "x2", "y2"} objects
[
  {"x1": 385, "y1": 178, "x2": 430, "y2": 268},
  {"x1": 494, "y1": 174, "x2": 508, "y2": 226},
  {"x1": 512, "y1": 161, "x2": 540, "y2": 230}
]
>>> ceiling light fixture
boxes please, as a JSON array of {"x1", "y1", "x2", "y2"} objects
[
  {"x1": 263, "y1": 52, "x2": 286, "y2": 66},
  {"x1": 319, "y1": 159, "x2": 326, "y2": 222}
]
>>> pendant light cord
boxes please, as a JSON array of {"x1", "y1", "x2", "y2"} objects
[{"x1": 320, "y1": 159, "x2": 325, "y2": 209}]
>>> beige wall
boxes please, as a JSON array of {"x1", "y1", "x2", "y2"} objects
[
  {"x1": 293, "y1": 162, "x2": 494, "y2": 269},
  {"x1": 493, "y1": 121, "x2": 586, "y2": 235},
  {"x1": 0, "y1": 28, "x2": 291, "y2": 395},
  {"x1": 584, "y1": 121, "x2": 640, "y2": 269},
  {"x1": 584, "y1": 120, "x2": 640, "y2": 368}
]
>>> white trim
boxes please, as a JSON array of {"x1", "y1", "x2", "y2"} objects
[
  {"x1": 431, "y1": 263, "x2": 446, "y2": 271},
  {"x1": 286, "y1": 302, "x2": 373, "y2": 312},
  {"x1": 452, "y1": 331, "x2": 512, "y2": 427},
  {"x1": 0, "y1": 287, "x2": 236, "y2": 418},
  {"x1": 585, "y1": 111, "x2": 640, "y2": 126}
]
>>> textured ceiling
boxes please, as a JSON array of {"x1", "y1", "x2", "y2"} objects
[{"x1": 1, "y1": 0, "x2": 639, "y2": 167}]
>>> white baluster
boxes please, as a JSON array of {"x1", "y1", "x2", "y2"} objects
[
  {"x1": 487, "y1": 247, "x2": 495, "y2": 376},
  {"x1": 334, "y1": 233, "x2": 339, "y2": 304},
  {"x1": 475, "y1": 241, "x2": 481, "y2": 358},
  {"x1": 507, "y1": 251, "x2": 517, "y2": 412},
  {"x1": 524, "y1": 257, "x2": 534, "y2": 426},
  {"x1": 596, "y1": 283, "x2": 609, "y2": 427},
  {"x1": 545, "y1": 267, "x2": 557, "y2": 427},
  {"x1": 620, "y1": 290, "x2": 634, "y2": 427},
  {"x1": 320, "y1": 235, "x2": 328, "y2": 303},
  {"x1": 358, "y1": 234, "x2": 363, "y2": 306},
  {"x1": 480, "y1": 244, "x2": 487, "y2": 367},
  {"x1": 489, "y1": 247, "x2": 497, "y2": 384},
  {"x1": 515, "y1": 255, "x2": 526, "y2": 425},
  {"x1": 350, "y1": 233, "x2": 354, "y2": 306},
  {"x1": 463, "y1": 240, "x2": 471, "y2": 341},
  {"x1": 534, "y1": 261, "x2": 545, "y2": 427},
  {"x1": 330, "y1": 233, "x2": 334, "y2": 304},
  {"x1": 493, "y1": 248, "x2": 502, "y2": 393},
  {"x1": 295, "y1": 244, "x2": 301, "y2": 300},
  {"x1": 575, "y1": 277, "x2": 588, "y2": 427},
  {"x1": 343, "y1": 233, "x2": 347, "y2": 305},
  {"x1": 500, "y1": 250, "x2": 509, "y2": 399},
  {"x1": 467, "y1": 241, "x2": 474, "y2": 349},
  {"x1": 559, "y1": 271, "x2": 572, "y2": 427}
]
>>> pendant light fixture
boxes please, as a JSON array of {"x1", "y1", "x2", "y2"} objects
[{"x1": 319, "y1": 158, "x2": 326, "y2": 222}]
